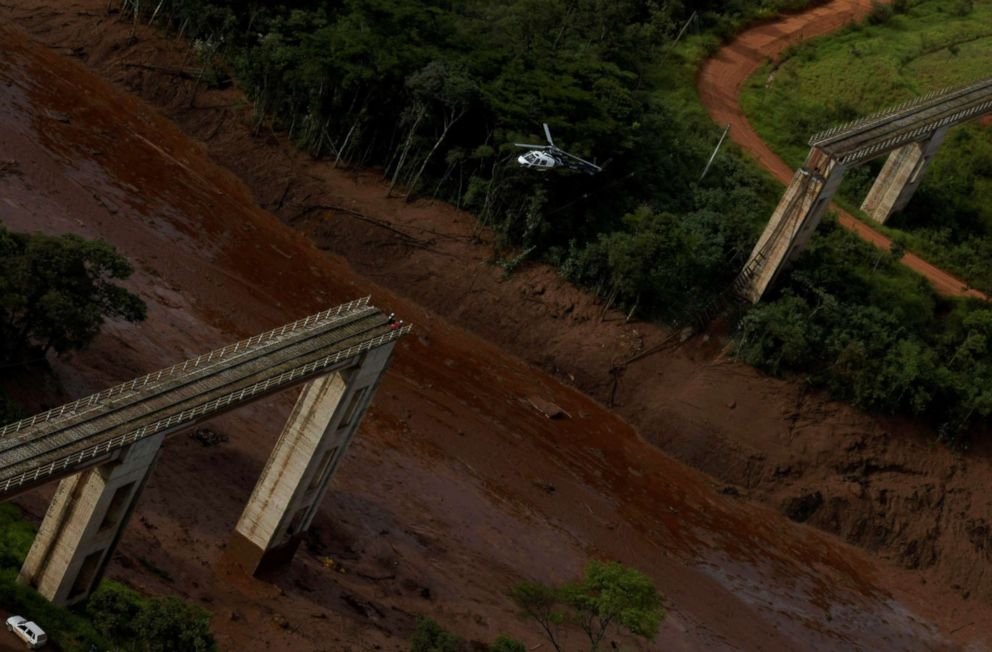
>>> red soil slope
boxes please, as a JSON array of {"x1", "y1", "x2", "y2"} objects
[{"x1": 697, "y1": 0, "x2": 987, "y2": 300}]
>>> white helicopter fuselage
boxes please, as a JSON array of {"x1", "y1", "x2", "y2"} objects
[{"x1": 517, "y1": 150, "x2": 558, "y2": 170}]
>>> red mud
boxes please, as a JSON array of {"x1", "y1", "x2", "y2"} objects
[
  {"x1": 696, "y1": 0, "x2": 987, "y2": 300},
  {"x1": 1, "y1": 2, "x2": 992, "y2": 650}
]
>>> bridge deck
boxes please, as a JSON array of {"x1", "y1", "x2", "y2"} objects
[
  {"x1": 0, "y1": 298, "x2": 410, "y2": 498},
  {"x1": 810, "y1": 77, "x2": 992, "y2": 165}
]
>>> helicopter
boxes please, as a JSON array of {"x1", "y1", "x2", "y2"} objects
[{"x1": 514, "y1": 123, "x2": 603, "y2": 174}]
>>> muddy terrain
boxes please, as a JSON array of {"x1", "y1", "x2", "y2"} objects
[{"x1": 0, "y1": 1, "x2": 991, "y2": 649}]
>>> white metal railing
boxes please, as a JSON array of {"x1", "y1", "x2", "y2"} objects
[
  {"x1": 810, "y1": 76, "x2": 992, "y2": 146},
  {"x1": 0, "y1": 324, "x2": 410, "y2": 496},
  {"x1": 0, "y1": 297, "x2": 372, "y2": 439}
]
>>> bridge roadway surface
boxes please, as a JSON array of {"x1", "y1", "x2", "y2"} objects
[
  {"x1": 812, "y1": 77, "x2": 992, "y2": 165},
  {"x1": 0, "y1": 297, "x2": 410, "y2": 499}
]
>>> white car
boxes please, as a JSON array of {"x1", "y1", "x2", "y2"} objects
[{"x1": 4, "y1": 616, "x2": 47, "y2": 649}]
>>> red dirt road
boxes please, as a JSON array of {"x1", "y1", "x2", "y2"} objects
[
  {"x1": 697, "y1": 0, "x2": 988, "y2": 300},
  {"x1": 0, "y1": 20, "x2": 969, "y2": 652}
]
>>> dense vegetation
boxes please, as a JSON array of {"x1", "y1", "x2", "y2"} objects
[
  {"x1": 0, "y1": 503, "x2": 217, "y2": 651},
  {"x1": 0, "y1": 226, "x2": 146, "y2": 364},
  {"x1": 148, "y1": 0, "x2": 815, "y2": 323},
  {"x1": 129, "y1": 0, "x2": 992, "y2": 439}
]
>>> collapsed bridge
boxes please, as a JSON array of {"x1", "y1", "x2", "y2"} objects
[
  {"x1": 0, "y1": 298, "x2": 409, "y2": 605},
  {"x1": 738, "y1": 76, "x2": 992, "y2": 302}
]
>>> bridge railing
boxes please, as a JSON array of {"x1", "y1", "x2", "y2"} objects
[
  {"x1": 0, "y1": 323, "x2": 411, "y2": 497},
  {"x1": 0, "y1": 297, "x2": 373, "y2": 439}
]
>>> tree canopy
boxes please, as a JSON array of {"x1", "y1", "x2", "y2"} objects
[
  {"x1": 0, "y1": 226, "x2": 146, "y2": 363},
  {"x1": 510, "y1": 560, "x2": 665, "y2": 651}
]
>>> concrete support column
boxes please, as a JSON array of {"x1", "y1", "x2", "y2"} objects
[
  {"x1": 740, "y1": 148, "x2": 846, "y2": 303},
  {"x1": 230, "y1": 343, "x2": 394, "y2": 576},
  {"x1": 861, "y1": 126, "x2": 949, "y2": 224},
  {"x1": 18, "y1": 432, "x2": 164, "y2": 605}
]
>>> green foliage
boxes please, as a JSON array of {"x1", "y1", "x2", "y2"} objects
[
  {"x1": 489, "y1": 635, "x2": 527, "y2": 652},
  {"x1": 410, "y1": 617, "x2": 460, "y2": 652},
  {"x1": 0, "y1": 225, "x2": 146, "y2": 362},
  {"x1": 737, "y1": 222, "x2": 992, "y2": 441},
  {"x1": 80, "y1": 582, "x2": 216, "y2": 652},
  {"x1": 131, "y1": 596, "x2": 216, "y2": 652},
  {"x1": 511, "y1": 560, "x2": 664, "y2": 651},
  {"x1": 0, "y1": 503, "x2": 35, "y2": 569},
  {"x1": 867, "y1": 0, "x2": 895, "y2": 24}
]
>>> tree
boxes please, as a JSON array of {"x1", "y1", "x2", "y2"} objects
[
  {"x1": 0, "y1": 226, "x2": 146, "y2": 362},
  {"x1": 133, "y1": 596, "x2": 216, "y2": 652},
  {"x1": 86, "y1": 583, "x2": 141, "y2": 644},
  {"x1": 511, "y1": 560, "x2": 665, "y2": 652},
  {"x1": 410, "y1": 617, "x2": 460, "y2": 652},
  {"x1": 403, "y1": 60, "x2": 478, "y2": 199}
]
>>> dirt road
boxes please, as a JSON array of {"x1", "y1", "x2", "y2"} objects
[{"x1": 696, "y1": 0, "x2": 987, "y2": 300}]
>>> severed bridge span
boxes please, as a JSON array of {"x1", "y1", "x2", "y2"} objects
[
  {"x1": 738, "y1": 76, "x2": 992, "y2": 302},
  {"x1": 0, "y1": 297, "x2": 410, "y2": 605}
]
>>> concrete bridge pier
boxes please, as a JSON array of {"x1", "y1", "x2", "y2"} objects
[
  {"x1": 741, "y1": 148, "x2": 846, "y2": 302},
  {"x1": 861, "y1": 126, "x2": 949, "y2": 224},
  {"x1": 17, "y1": 432, "x2": 165, "y2": 605},
  {"x1": 229, "y1": 344, "x2": 394, "y2": 576}
]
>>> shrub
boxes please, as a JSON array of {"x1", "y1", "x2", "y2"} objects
[
  {"x1": 410, "y1": 617, "x2": 460, "y2": 652},
  {"x1": 867, "y1": 0, "x2": 895, "y2": 24}
]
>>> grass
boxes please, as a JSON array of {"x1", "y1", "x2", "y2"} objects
[{"x1": 740, "y1": 0, "x2": 992, "y2": 292}]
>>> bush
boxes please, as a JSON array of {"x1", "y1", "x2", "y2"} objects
[
  {"x1": 132, "y1": 596, "x2": 216, "y2": 652},
  {"x1": 867, "y1": 0, "x2": 895, "y2": 24},
  {"x1": 489, "y1": 635, "x2": 526, "y2": 652},
  {"x1": 410, "y1": 617, "x2": 460, "y2": 652}
]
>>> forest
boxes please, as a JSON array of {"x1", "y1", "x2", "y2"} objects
[{"x1": 136, "y1": 0, "x2": 992, "y2": 441}]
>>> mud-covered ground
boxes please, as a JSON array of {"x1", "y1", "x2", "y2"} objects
[{"x1": 0, "y1": 2, "x2": 990, "y2": 650}]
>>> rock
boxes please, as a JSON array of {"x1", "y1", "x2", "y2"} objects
[
  {"x1": 271, "y1": 613, "x2": 289, "y2": 629},
  {"x1": 527, "y1": 396, "x2": 571, "y2": 419}
]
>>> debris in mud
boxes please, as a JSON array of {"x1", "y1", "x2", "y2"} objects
[
  {"x1": 533, "y1": 480, "x2": 557, "y2": 495},
  {"x1": 781, "y1": 491, "x2": 824, "y2": 523},
  {"x1": 189, "y1": 428, "x2": 228, "y2": 446},
  {"x1": 0, "y1": 159, "x2": 21, "y2": 177},
  {"x1": 45, "y1": 109, "x2": 70, "y2": 124},
  {"x1": 527, "y1": 396, "x2": 571, "y2": 419},
  {"x1": 341, "y1": 593, "x2": 385, "y2": 619}
]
